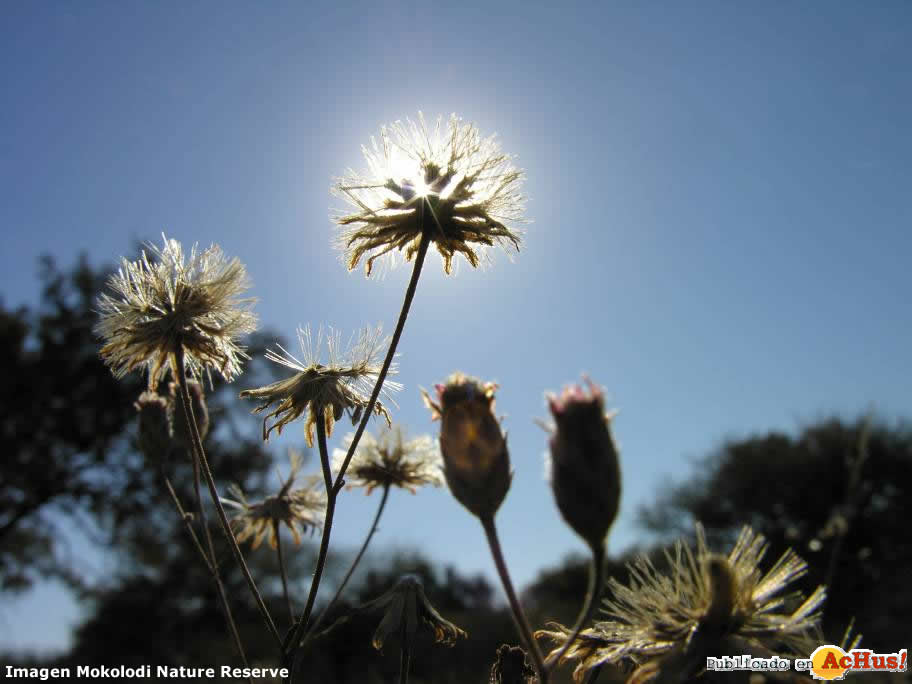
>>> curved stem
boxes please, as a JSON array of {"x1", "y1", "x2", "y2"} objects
[
  {"x1": 285, "y1": 419, "x2": 338, "y2": 684},
  {"x1": 481, "y1": 515, "x2": 548, "y2": 684},
  {"x1": 298, "y1": 419, "x2": 335, "y2": 629},
  {"x1": 302, "y1": 484, "x2": 391, "y2": 646},
  {"x1": 285, "y1": 231, "x2": 431, "y2": 675},
  {"x1": 275, "y1": 520, "x2": 294, "y2": 625},
  {"x1": 331, "y1": 231, "x2": 431, "y2": 495},
  {"x1": 173, "y1": 349, "x2": 283, "y2": 650},
  {"x1": 545, "y1": 543, "x2": 605, "y2": 672}
]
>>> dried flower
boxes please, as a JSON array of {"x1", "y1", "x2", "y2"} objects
[
  {"x1": 537, "y1": 525, "x2": 826, "y2": 682},
  {"x1": 332, "y1": 425, "x2": 443, "y2": 494},
  {"x1": 221, "y1": 450, "x2": 326, "y2": 549},
  {"x1": 360, "y1": 575, "x2": 467, "y2": 652},
  {"x1": 422, "y1": 373, "x2": 512, "y2": 519},
  {"x1": 334, "y1": 112, "x2": 526, "y2": 276},
  {"x1": 490, "y1": 644, "x2": 535, "y2": 684},
  {"x1": 240, "y1": 325, "x2": 401, "y2": 447},
  {"x1": 135, "y1": 390, "x2": 173, "y2": 459},
  {"x1": 96, "y1": 235, "x2": 257, "y2": 390},
  {"x1": 544, "y1": 378, "x2": 621, "y2": 551}
]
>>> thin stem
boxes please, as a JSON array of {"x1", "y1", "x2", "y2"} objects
[
  {"x1": 545, "y1": 543, "x2": 605, "y2": 672},
  {"x1": 286, "y1": 419, "x2": 338, "y2": 677},
  {"x1": 481, "y1": 515, "x2": 548, "y2": 684},
  {"x1": 285, "y1": 230, "x2": 431, "y2": 673},
  {"x1": 173, "y1": 349, "x2": 283, "y2": 650},
  {"x1": 302, "y1": 484, "x2": 391, "y2": 646},
  {"x1": 275, "y1": 520, "x2": 294, "y2": 625},
  {"x1": 161, "y1": 461, "x2": 250, "y2": 667},
  {"x1": 331, "y1": 230, "x2": 431, "y2": 495},
  {"x1": 160, "y1": 472, "x2": 212, "y2": 573},
  {"x1": 399, "y1": 643, "x2": 411, "y2": 684}
]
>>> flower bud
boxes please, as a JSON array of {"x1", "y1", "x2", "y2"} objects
[
  {"x1": 170, "y1": 379, "x2": 210, "y2": 448},
  {"x1": 546, "y1": 378, "x2": 621, "y2": 550},
  {"x1": 422, "y1": 372, "x2": 512, "y2": 519},
  {"x1": 490, "y1": 644, "x2": 534, "y2": 684},
  {"x1": 134, "y1": 390, "x2": 173, "y2": 459}
]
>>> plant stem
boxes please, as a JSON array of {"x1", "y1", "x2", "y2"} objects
[
  {"x1": 275, "y1": 520, "x2": 294, "y2": 625},
  {"x1": 545, "y1": 542, "x2": 605, "y2": 672},
  {"x1": 298, "y1": 419, "x2": 335, "y2": 630},
  {"x1": 331, "y1": 230, "x2": 431, "y2": 496},
  {"x1": 399, "y1": 643, "x2": 411, "y2": 684},
  {"x1": 160, "y1": 469, "x2": 249, "y2": 674},
  {"x1": 284, "y1": 231, "x2": 431, "y2": 673},
  {"x1": 160, "y1": 471, "x2": 212, "y2": 574},
  {"x1": 285, "y1": 419, "x2": 338, "y2": 683},
  {"x1": 481, "y1": 514, "x2": 548, "y2": 684},
  {"x1": 173, "y1": 349, "x2": 283, "y2": 650},
  {"x1": 301, "y1": 484, "x2": 391, "y2": 646}
]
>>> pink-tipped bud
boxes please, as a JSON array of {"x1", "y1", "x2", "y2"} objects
[
  {"x1": 422, "y1": 372, "x2": 512, "y2": 519},
  {"x1": 547, "y1": 378, "x2": 621, "y2": 550}
]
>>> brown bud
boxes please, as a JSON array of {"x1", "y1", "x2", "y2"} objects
[
  {"x1": 490, "y1": 644, "x2": 534, "y2": 684},
  {"x1": 134, "y1": 390, "x2": 173, "y2": 459},
  {"x1": 170, "y1": 380, "x2": 210, "y2": 448},
  {"x1": 547, "y1": 378, "x2": 621, "y2": 550},
  {"x1": 422, "y1": 372, "x2": 512, "y2": 519}
]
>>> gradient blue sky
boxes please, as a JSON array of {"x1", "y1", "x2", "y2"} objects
[{"x1": 2, "y1": 1, "x2": 910, "y2": 653}]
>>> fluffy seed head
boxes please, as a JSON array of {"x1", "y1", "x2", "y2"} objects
[
  {"x1": 537, "y1": 524, "x2": 827, "y2": 682},
  {"x1": 334, "y1": 112, "x2": 526, "y2": 276},
  {"x1": 422, "y1": 372, "x2": 512, "y2": 519},
  {"x1": 221, "y1": 450, "x2": 326, "y2": 549},
  {"x1": 240, "y1": 325, "x2": 401, "y2": 447},
  {"x1": 545, "y1": 378, "x2": 622, "y2": 551},
  {"x1": 333, "y1": 425, "x2": 443, "y2": 494},
  {"x1": 95, "y1": 235, "x2": 257, "y2": 390}
]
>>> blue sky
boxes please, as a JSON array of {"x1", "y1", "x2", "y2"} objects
[{"x1": 2, "y1": 0, "x2": 910, "y2": 653}]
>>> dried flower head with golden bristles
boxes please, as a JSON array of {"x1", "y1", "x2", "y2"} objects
[
  {"x1": 221, "y1": 450, "x2": 326, "y2": 549},
  {"x1": 537, "y1": 525, "x2": 827, "y2": 683},
  {"x1": 332, "y1": 425, "x2": 443, "y2": 494},
  {"x1": 96, "y1": 235, "x2": 257, "y2": 390},
  {"x1": 240, "y1": 325, "x2": 401, "y2": 447},
  {"x1": 334, "y1": 112, "x2": 526, "y2": 276}
]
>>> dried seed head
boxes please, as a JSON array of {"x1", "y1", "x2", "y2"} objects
[
  {"x1": 545, "y1": 378, "x2": 621, "y2": 550},
  {"x1": 240, "y1": 325, "x2": 401, "y2": 447},
  {"x1": 361, "y1": 574, "x2": 467, "y2": 653},
  {"x1": 96, "y1": 235, "x2": 257, "y2": 390},
  {"x1": 334, "y1": 113, "x2": 526, "y2": 276},
  {"x1": 169, "y1": 379, "x2": 210, "y2": 449},
  {"x1": 422, "y1": 372, "x2": 511, "y2": 519},
  {"x1": 221, "y1": 450, "x2": 326, "y2": 549},
  {"x1": 134, "y1": 390, "x2": 173, "y2": 459},
  {"x1": 537, "y1": 524, "x2": 827, "y2": 682},
  {"x1": 333, "y1": 425, "x2": 443, "y2": 494}
]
